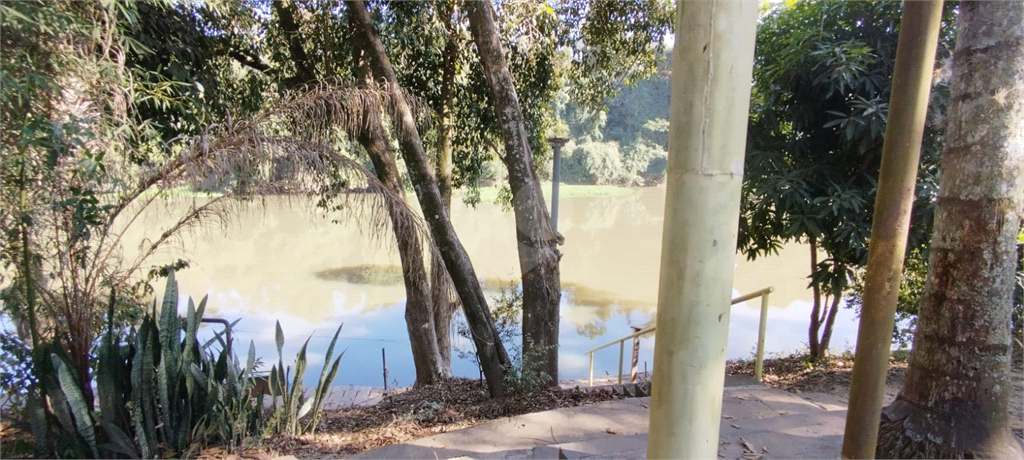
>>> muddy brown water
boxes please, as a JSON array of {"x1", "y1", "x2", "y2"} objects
[{"x1": 113, "y1": 187, "x2": 860, "y2": 387}]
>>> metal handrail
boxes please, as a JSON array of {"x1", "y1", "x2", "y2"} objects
[{"x1": 586, "y1": 286, "x2": 775, "y2": 386}]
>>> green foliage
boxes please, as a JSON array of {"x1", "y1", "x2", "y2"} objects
[
  {"x1": 26, "y1": 273, "x2": 269, "y2": 458},
  {"x1": 850, "y1": 242, "x2": 1024, "y2": 348},
  {"x1": 556, "y1": 0, "x2": 675, "y2": 112},
  {"x1": 737, "y1": 2, "x2": 958, "y2": 356},
  {"x1": 503, "y1": 342, "x2": 553, "y2": 395},
  {"x1": 455, "y1": 281, "x2": 522, "y2": 364},
  {"x1": 454, "y1": 280, "x2": 549, "y2": 393},
  {"x1": 558, "y1": 140, "x2": 665, "y2": 186},
  {"x1": 264, "y1": 320, "x2": 344, "y2": 437}
]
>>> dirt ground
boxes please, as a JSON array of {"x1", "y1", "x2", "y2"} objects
[
  {"x1": 4, "y1": 351, "x2": 1021, "y2": 459},
  {"x1": 726, "y1": 351, "x2": 1024, "y2": 444}
]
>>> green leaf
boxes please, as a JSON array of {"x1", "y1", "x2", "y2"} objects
[
  {"x1": 52, "y1": 354, "x2": 98, "y2": 457},
  {"x1": 275, "y1": 320, "x2": 285, "y2": 359},
  {"x1": 296, "y1": 398, "x2": 314, "y2": 420}
]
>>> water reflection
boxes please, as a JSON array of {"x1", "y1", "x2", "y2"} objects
[{"x1": 112, "y1": 188, "x2": 860, "y2": 388}]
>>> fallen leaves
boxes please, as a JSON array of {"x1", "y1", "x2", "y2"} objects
[{"x1": 266, "y1": 378, "x2": 620, "y2": 458}]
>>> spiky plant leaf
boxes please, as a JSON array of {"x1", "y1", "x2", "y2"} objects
[
  {"x1": 296, "y1": 397, "x2": 314, "y2": 420},
  {"x1": 99, "y1": 420, "x2": 140, "y2": 459},
  {"x1": 274, "y1": 321, "x2": 284, "y2": 361},
  {"x1": 98, "y1": 292, "x2": 129, "y2": 431},
  {"x1": 246, "y1": 341, "x2": 256, "y2": 376},
  {"x1": 51, "y1": 354, "x2": 98, "y2": 457}
]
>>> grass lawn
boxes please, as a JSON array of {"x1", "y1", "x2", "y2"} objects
[{"x1": 470, "y1": 182, "x2": 635, "y2": 204}]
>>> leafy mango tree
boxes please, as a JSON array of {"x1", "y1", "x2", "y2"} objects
[{"x1": 738, "y1": 1, "x2": 957, "y2": 360}]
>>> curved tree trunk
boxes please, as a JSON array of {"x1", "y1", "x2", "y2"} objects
[
  {"x1": 347, "y1": 0, "x2": 510, "y2": 398},
  {"x1": 877, "y1": 2, "x2": 1024, "y2": 457},
  {"x1": 466, "y1": 0, "x2": 563, "y2": 386}
]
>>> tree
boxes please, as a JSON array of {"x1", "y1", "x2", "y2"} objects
[
  {"x1": 876, "y1": 2, "x2": 1024, "y2": 457},
  {"x1": 739, "y1": 2, "x2": 954, "y2": 360},
  {"x1": 345, "y1": 0, "x2": 511, "y2": 397},
  {"x1": 466, "y1": 0, "x2": 564, "y2": 385}
]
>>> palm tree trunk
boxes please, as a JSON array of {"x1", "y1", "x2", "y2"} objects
[{"x1": 877, "y1": 2, "x2": 1024, "y2": 457}]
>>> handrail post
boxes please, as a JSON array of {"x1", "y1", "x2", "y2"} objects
[
  {"x1": 631, "y1": 325, "x2": 642, "y2": 384},
  {"x1": 618, "y1": 340, "x2": 625, "y2": 385},
  {"x1": 754, "y1": 291, "x2": 771, "y2": 381},
  {"x1": 589, "y1": 352, "x2": 594, "y2": 387}
]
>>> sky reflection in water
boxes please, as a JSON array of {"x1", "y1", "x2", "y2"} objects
[{"x1": 99, "y1": 187, "x2": 860, "y2": 388}]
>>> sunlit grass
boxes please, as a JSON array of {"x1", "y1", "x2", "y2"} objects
[{"x1": 469, "y1": 182, "x2": 636, "y2": 205}]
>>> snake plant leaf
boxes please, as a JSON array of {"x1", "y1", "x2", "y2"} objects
[
  {"x1": 98, "y1": 292, "x2": 129, "y2": 431},
  {"x1": 246, "y1": 341, "x2": 256, "y2": 376},
  {"x1": 51, "y1": 354, "x2": 98, "y2": 458},
  {"x1": 314, "y1": 324, "x2": 344, "y2": 401},
  {"x1": 100, "y1": 419, "x2": 140, "y2": 459},
  {"x1": 296, "y1": 397, "x2": 314, "y2": 420},
  {"x1": 275, "y1": 320, "x2": 285, "y2": 361},
  {"x1": 190, "y1": 363, "x2": 209, "y2": 389}
]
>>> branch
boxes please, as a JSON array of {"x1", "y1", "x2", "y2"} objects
[{"x1": 227, "y1": 49, "x2": 272, "y2": 73}]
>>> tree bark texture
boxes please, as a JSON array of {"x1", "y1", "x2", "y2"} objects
[
  {"x1": 466, "y1": 0, "x2": 563, "y2": 385},
  {"x1": 877, "y1": 2, "x2": 1024, "y2": 457},
  {"x1": 346, "y1": 0, "x2": 510, "y2": 397}
]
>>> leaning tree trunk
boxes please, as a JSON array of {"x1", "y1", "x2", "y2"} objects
[
  {"x1": 349, "y1": 52, "x2": 443, "y2": 385},
  {"x1": 346, "y1": 0, "x2": 510, "y2": 398},
  {"x1": 877, "y1": 2, "x2": 1024, "y2": 457},
  {"x1": 466, "y1": 0, "x2": 563, "y2": 386}
]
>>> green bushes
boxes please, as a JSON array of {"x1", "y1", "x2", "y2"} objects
[
  {"x1": 455, "y1": 281, "x2": 551, "y2": 394},
  {"x1": 25, "y1": 272, "x2": 344, "y2": 458},
  {"x1": 560, "y1": 140, "x2": 666, "y2": 186}
]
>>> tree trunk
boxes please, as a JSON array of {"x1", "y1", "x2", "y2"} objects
[
  {"x1": 346, "y1": 0, "x2": 510, "y2": 398},
  {"x1": 466, "y1": 0, "x2": 562, "y2": 386},
  {"x1": 348, "y1": 61, "x2": 443, "y2": 385},
  {"x1": 271, "y1": 0, "x2": 316, "y2": 88},
  {"x1": 807, "y1": 239, "x2": 842, "y2": 361},
  {"x1": 842, "y1": 2, "x2": 943, "y2": 456},
  {"x1": 877, "y1": 2, "x2": 1024, "y2": 457},
  {"x1": 431, "y1": 6, "x2": 459, "y2": 378},
  {"x1": 808, "y1": 238, "x2": 824, "y2": 360}
]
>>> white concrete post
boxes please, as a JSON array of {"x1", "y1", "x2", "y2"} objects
[{"x1": 646, "y1": 1, "x2": 758, "y2": 459}]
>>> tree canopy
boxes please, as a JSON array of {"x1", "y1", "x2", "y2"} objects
[{"x1": 738, "y1": 1, "x2": 958, "y2": 359}]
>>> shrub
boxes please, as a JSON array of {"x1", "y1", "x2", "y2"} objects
[{"x1": 455, "y1": 280, "x2": 551, "y2": 394}]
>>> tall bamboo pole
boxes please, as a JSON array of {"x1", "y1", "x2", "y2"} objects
[
  {"x1": 646, "y1": 1, "x2": 757, "y2": 458},
  {"x1": 840, "y1": 2, "x2": 943, "y2": 458}
]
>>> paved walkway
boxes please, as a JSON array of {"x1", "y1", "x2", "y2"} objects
[{"x1": 351, "y1": 381, "x2": 852, "y2": 459}]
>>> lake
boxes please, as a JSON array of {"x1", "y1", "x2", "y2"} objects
[{"x1": 117, "y1": 186, "x2": 861, "y2": 388}]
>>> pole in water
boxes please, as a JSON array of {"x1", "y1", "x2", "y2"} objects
[{"x1": 382, "y1": 348, "x2": 388, "y2": 391}]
